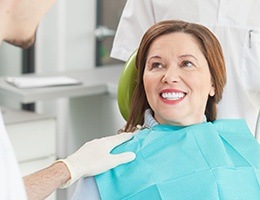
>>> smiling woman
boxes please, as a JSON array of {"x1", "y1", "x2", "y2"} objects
[
  {"x1": 125, "y1": 20, "x2": 226, "y2": 131},
  {"x1": 72, "y1": 20, "x2": 260, "y2": 200},
  {"x1": 143, "y1": 32, "x2": 215, "y2": 126}
]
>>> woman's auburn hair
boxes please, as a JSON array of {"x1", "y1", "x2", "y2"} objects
[{"x1": 123, "y1": 20, "x2": 226, "y2": 132}]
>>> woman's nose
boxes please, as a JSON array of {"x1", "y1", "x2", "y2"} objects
[{"x1": 161, "y1": 67, "x2": 180, "y2": 84}]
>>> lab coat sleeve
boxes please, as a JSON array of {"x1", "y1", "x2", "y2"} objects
[
  {"x1": 110, "y1": 0, "x2": 156, "y2": 61},
  {"x1": 0, "y1": 113, "x2": 27, "y2": 200}
]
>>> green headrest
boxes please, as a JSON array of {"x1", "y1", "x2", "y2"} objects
[{"x1": 117, "y1": 50, "x2": 138, "y2": 121}]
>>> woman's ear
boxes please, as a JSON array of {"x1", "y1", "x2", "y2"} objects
[{"x1": 209, "y1": 84, "x2": 215, "y2": 97}]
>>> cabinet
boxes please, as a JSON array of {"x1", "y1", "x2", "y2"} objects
[{"x1": 1, "y1": 107, "x2": 57, "y2": 200}]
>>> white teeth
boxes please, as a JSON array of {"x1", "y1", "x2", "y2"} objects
[{"x1": 161, "y1": 92, "x2": 185, "y2": 100}]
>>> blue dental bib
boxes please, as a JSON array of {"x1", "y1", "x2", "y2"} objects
[{"x1": 95, "y1": 120, "x2": 260, "y2": 200}]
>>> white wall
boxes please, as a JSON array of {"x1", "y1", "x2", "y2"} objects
[
  {"x1": 0, "y1": 43, "x2": 22, "y2": 76},
  {"x1": 0, "y1": 44, "x2": 22, "y2": 109},
  {"x1": 36, "y1": 0, "x2": 96, "y2": 73}
]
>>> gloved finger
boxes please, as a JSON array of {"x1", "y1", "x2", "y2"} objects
[
  {"x1": 105, "y1": 133, "x2": 134, "y2": 149},
  {"x1": 110, "y1": 152, "x2": 136, "y2": 167}
]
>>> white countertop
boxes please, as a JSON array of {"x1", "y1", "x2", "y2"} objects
[
  {"x1": 0, "y1": 65, "x2": 123, "y2": 103},
  {"x1": 1, "y1": 106, "x2": 55, "y2": 124}
]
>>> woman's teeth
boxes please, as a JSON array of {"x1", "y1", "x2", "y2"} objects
[{"x1": 161, "y1": 92, "x2": 185, "y2": 100}]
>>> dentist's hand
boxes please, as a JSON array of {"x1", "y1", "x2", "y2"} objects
[{"x1": 59, "y1": 133, "x2": 136, "y2": 188}]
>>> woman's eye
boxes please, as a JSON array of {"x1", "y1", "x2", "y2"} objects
[
  {"x1": 182, "y1": 60, "x2": 194, "y2": 67},
  {"x1": 151, "y1": 62, "x2": 163, "y2": 69}
]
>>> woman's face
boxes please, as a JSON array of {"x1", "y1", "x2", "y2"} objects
[{"x1": 143, "y1": 32, "x2": 215, "y2": 126}]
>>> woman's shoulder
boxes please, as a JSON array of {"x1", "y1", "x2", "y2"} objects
[
  {"x1": 213, "y1": 119, "x2": 260, "y2": 168},
  {"x1": 212, "y1": 119, "x2": 256, "y2": 140}
]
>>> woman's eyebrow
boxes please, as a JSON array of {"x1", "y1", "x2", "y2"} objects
[
  {"x1": 179, "y1": 54, "x2": 198, "y2": 61},
  {"x1": 147, "y1": 55, "x2": 162, "y2": 60}
]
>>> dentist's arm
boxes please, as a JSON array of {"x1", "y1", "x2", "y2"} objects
[{"x1": 23, "y1": 133, "x2": 135, "y2": 200}]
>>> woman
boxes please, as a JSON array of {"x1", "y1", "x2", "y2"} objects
[
  {"x1": 124, "y1": 19, "x2": 225, "y2": 131},
  {"x1": 73, "y1": 20, "x2": 260, "y2": 200}
]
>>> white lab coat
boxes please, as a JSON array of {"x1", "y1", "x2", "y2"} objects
[
  {"x1": 111, "y1": 0, "x2": 260, "y2": 138},
  {"x1": 0, "y1": 112, "x2": 27, "y2": 199}
]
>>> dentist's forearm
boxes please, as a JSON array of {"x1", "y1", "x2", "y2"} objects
[{"x1": 23, "y1": 161, "x2": 70, "y2": 200}]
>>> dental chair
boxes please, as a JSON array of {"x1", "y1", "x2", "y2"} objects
[{"x1": 117, "y1": 50, "x2": 138, "y2": 121}]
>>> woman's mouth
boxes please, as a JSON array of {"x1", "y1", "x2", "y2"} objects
[{"x1": 160, "y1": 92, "x2": 185, "y2": 100}]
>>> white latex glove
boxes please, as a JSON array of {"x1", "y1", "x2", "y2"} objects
[{"x1": 59, "y1": 133, "x2": 136, "y2": 188}]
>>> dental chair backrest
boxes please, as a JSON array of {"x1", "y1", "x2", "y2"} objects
[{"x1": 117, "y1": 50, "x2": 138, "y2": 121}]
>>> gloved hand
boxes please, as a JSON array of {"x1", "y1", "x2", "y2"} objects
[{"x1": 58, "y1": 132, "x2": 136, "y2": 188}]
